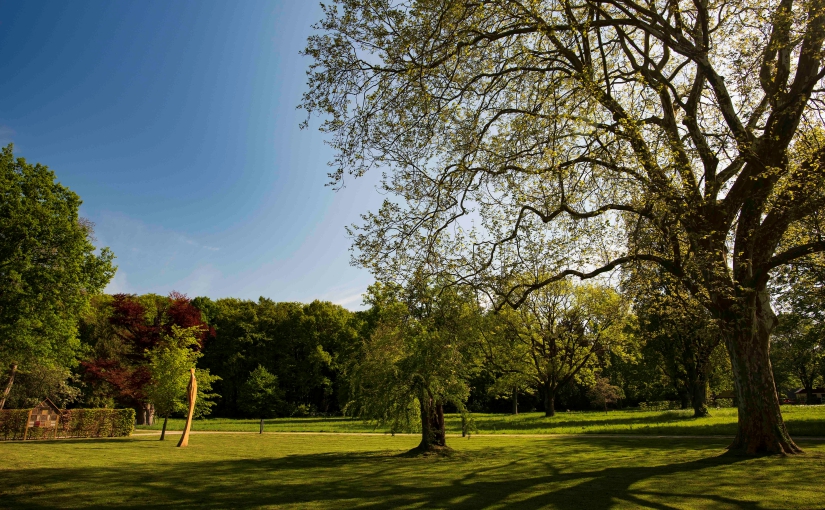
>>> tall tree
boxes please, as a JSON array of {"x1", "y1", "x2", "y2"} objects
[
  {"x1": 302, "y1": 0, "x2": 825, "y2": 454},
  {"x1": 495, "y1": 280, "x2": 629, "y2": 416},
  {"x1": 0, "y1": 144, "x2": 115, "y2": 408}
]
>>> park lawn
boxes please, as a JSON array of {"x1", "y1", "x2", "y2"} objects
[
  {"x1": 136, "y1": 405, "x2": 825, "y2": 437},
  {"x1": 1, "y1": 434, "x2": 824, "y2": 509}
]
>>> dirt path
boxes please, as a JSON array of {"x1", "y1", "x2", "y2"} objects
[{"x1": 130, "y1": 430, "x2": 825, "y2": 441}]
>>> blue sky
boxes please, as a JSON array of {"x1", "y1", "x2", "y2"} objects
[{"x1": 0, "y1": 1, "x2": 382, "y2": 308}]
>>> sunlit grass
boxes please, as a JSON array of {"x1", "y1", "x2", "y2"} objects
[
  {"x1": 2, "y1": 434, "x2": 824, "y2": 508},
  {"x1": 136, "y1": 405, "x2": 825, "y2": 437}
]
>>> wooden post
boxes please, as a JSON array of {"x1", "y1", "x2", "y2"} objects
[
  {"x1": 0, "y1": 363, "x2": 18, "y2": 410},
  {"x1": 177, "y1": 368, "x2": 197, "y2": 447},
  {"x1": 23, "y1": 408, "x2": 33, "y2": 441}
]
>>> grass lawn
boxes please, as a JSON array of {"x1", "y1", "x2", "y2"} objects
[
  {"x1": 136, "y1": 405, "x2": 825, "y2": 437},
  {"x1": 2, "y1": 433, "x2": 824, "y2": 509}
]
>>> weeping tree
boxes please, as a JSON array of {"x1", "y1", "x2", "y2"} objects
[
  {"x1": 346, "y1": 281, "x2": 480, "y2": 453},
  {"x1": 302, "y1": 0, "x2": 825, "y2": 454}
]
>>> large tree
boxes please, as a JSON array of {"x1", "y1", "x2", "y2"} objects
[
  {"x1": 0, "y1": 144, "x2": 115, "y2": 408},
  {"x1": 302, "y1": 0, "x2": 825, "y2": 454},
  {"x1": 494, "y1": 279, "x2": 629, "y2": 416}
]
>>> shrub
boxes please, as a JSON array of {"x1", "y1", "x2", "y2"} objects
[
  {"x1": 638, "y1": 401, "x2": 682, "y2": 411},
  {"x1": 0, "y1": 409, "x2": 29, "y2": 440}
]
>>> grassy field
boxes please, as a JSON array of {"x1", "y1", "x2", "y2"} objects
[
  {"x1": 136, "y1": 405, "x2": 825, "y2": 437},
  {"x1": 2, "y1": 433, "x2": 824, "y2": 509}
]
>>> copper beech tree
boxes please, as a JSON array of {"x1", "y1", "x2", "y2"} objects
[{"x1": 302, "y1": 0, "x2": 825, "y2": 453}]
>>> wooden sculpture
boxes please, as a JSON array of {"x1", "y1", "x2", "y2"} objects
[{"x1": 177, "y1": 368, "x2": 197, "y2": 447}]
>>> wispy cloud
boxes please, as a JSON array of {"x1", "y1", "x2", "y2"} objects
[
  {"x1": 0, "y1": 125, "x2": 15, "y2": 145},
  {"x1": 104, "y1": 269, "x2": 131, "y2": 294},
  {"x1": 183, "y1": 236, "x2": 220, "y2": 251},
  {"x1": 319, "y1": 284, "x2": 367, "y2": 309}
]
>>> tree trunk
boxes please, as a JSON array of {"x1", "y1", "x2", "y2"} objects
[
  {"x1": 160, "y1": 416, "x2": 168, "y2": 441},
  {"x1": 0, "y1": 364, "x2": 18, "y2": 410},
  {"x1": 134, "y1": 403, "x2": 155, "y2": 426},
  {"x1": 805, "y1": 385, "x2": 815, "y2": 405},
  {"x1": 725, "y1": 290, "x2": 800, "y2": 454},
  {"x1": 544, "y1": 382, "x2": 555, "y2": 417},
  {"x1": 418, "y1": 396, "x2": 446, "y2": 450},
  {"x1": 679, "y1": 387, "x2": 691, "y2": 410},
  {"x1": 692, "y1": 375, "x2": 709, "y2": 418},
  {"x1": 260, "y1": 418, "x2": 264, "y2": 434},
  {"x1": 512, "y1": 387, "x2": 518, "y2": 415}
]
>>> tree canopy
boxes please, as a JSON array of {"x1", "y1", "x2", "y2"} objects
[{"x1": 0, "y1": 144, "x2": 115, "y2": 372}]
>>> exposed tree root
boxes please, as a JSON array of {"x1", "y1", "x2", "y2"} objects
[{"x1": 399, "y1": 444, "x2": 455, "y2": 458}]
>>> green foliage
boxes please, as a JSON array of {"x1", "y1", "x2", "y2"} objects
[
  {"x1": 771, "y1": 312, "x2": 824, "y2": 396},
  {"x1": 4, "y1": 363, "x2": 81, "y2": 409},
  {"x1": 196, "y1": 298, "x2": 361, "y2": 417},
  {"x1": 0, "y1": 144, "x2": 115, "y2": 371},
  {"x1": 301, "y1": 0, "x2": 825, "y2": 452},
  {"x1": 638, "y1": 401, "x2": 682, "y2": 411},
  {"x1": 0, "y1": 409, "x2": 28, "y2": 440},
  {"x1": 484, "y1": 278, "x2": 630, "y2": 413},
  {"x1": 345, "y1": 281, "x2": 480, "y2": 438},
  {"x1": 145, "y1": 325, "x2": 220, "y2": 419},
  {"x1": 239, "y1": 365, "x2": 283, "y2": 419}
]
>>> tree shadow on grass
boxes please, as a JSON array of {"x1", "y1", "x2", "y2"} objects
[{"x1": 0, "y1": 438, "x2": 779, "y2": 509}]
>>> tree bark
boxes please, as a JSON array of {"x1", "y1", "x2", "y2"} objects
[
  {"x1": 679, "y1": 387, "x2": 691, "y2": 410},
  {"x1": 725, "y1": 291, "x2": 800, "y2": 454},
  {"x1": 512, "y1": 387, "x2": 518, "y2": 415},
  {"x1": 160, "y1": 416, "x2": 168, "y2": 441},
  {"x1": 260, "y1": 418, "x2": 264, "y2": 434},
  {"x1": 805, "y1": 385, "x2": 815, "y2": 405},
  {"x1": 418, "y1": 396, "x2": 446, "y2": 450},
  {"x1": 692, "y1": 374, "x2": 709, "y2": 418},
  {"x1": 134, "y1": 403, "x2": 155, "y2": 426},
  {"x1": 544, "y1": 383, "x2": 556, "y2": 417},
  {"x1": 0, "y1": 363, "x2": 18, "y2": 410}
]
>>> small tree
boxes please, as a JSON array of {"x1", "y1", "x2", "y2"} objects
[
  {"x1": 145, "y1": 326, "x2": 219, "y2": 440},
  {"x1": 239, "y1": 365, "x2": 283, "y2": 433},
  {"x1": 587, "y1": 377, "x2": 624, "y2": 413}
]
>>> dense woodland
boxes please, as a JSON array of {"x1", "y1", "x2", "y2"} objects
[{"x1": 3, "y1": 280, "x2": 821, "y2": 424}]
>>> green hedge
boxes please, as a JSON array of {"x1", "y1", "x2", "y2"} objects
[
  {"x1": 0, "y1": 409, "x2": 30, "y2": 440},
  {"x1": 638, "y1": 401, "x2": 683, "y2": 411},
  {"x1": 0, "y1": 408, "x2": 135, "y2": 440}
]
